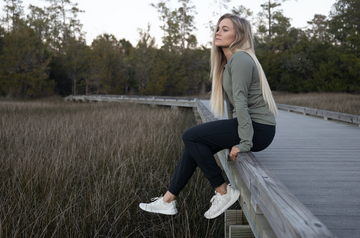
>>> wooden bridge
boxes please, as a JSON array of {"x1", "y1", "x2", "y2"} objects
[{"x1": 65, "y1": 95, "x2": 360, "y2": 238}]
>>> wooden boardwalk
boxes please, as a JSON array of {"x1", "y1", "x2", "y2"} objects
[
  {"x1": 201, "y1": 100, "x2": 360, "y2": 238},
  {"x1": 66, "y1": 95, "x2": 360, "y2": 237},
  {"x1": 254, "y1": 110, "x2": 360, "y2": 238}
]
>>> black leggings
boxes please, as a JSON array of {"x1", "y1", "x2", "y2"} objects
[{"x1": 168, "y1": 119, "x2": 275, "y2": 196}]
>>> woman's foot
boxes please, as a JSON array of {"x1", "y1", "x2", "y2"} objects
[
  {"x1": 204, "y1": 184, "x2": 240, "y2": 219},
  {"x1": 139, "y1": 197, "x2": 178, "y2": 215}
]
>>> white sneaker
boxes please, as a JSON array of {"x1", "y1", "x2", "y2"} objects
[
  {"x1": 139, "y1": 197, "x2": 178, "y2": 215},
  {"x1": 204, "y1": 184, "x2": 240, "y2": 219}
]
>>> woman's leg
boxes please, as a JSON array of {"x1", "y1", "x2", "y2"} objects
[
  {"x1": 168, "y1": 119, "x2": 240, "y2": 196},
  {"x1": 139, "y1": 119, "x2": 239, "y2": 215},
  {"x1": 139, "y1": 119, "x2": 275, "y2": 216}
]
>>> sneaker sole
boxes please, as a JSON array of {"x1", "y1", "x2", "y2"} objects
[
  {"x1": 204, "y1": 189, "x2": 240, "y2": 219},
  {"x1": 139, "y1": 203, "x2": 177, "y2": 215}
]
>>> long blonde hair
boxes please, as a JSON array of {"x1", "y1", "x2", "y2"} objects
[{"x1": 210, "y1": 14, "x2": 278, "y2": 117}]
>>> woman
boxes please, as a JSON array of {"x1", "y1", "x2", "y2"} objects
[{"x1": 139, "y1": 13, "x2": 277, "y2": 219}]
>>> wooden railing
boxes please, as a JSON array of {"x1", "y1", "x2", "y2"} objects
[
  {"x1": 195, "y1": 99, "x2": 334, "y2": 238},
  {"x1": 64, "y1": 95, "x2": 197, "y2": 109},
  {"x1": 65, "y1": 95, "x2": 335, "y2": 238},
  {"x1": 277, "y1": 103, "x2": 360, "y2": 127}
]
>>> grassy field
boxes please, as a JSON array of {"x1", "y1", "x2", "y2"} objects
[
  {"x1": 0, "y1": 98, "x2": 225, "y2": 237},
  {"x1": 273, "y1": 92, "x2": 360, "y2": 116}
]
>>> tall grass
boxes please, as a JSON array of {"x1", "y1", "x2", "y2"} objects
[
  {"x1": 273, "y1": 92, "x2": 360, "y2": 116},
  {"x1": 0, "y1": 98, "x2": 225, "y2": 237}
]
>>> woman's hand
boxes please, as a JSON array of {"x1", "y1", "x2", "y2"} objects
[{"x1": 230, "y1": 146, "x2": 240, "y2": 162}]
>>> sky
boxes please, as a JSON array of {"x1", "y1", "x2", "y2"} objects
[{"x1": 1, "y1": 0, "x2": 337, "y2": 47}]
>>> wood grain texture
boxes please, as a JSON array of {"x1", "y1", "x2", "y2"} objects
[
  {"x1": 197, "y1": 100, "x2": 334, "y2": 238},
  {"x1": 226, "y1": 158, "x2": 277, "y2": 238},
  {"x1": 255, "y1": 110, "x2": 360, "y2": 238},
  {"x1": 229, "y1": 225, "x2": 255, "y2": 238},
  {"x1": 225, "y1": 210, "x2": 250, "y2": 238},
  {"x1": 235, "y1": 152, "x2": 334, "y2": 238}
]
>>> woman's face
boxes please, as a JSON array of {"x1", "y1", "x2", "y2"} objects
[{"x1": 215, "y1": 18, "x2": 236, "y2": 49}]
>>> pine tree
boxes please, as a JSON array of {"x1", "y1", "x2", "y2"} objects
[
  {"x1": 0, "y1": 25, "x2": 54, "y2": 97},
  {"x1": 1, "y1": 0, "x2": 24, "y2": 32}
]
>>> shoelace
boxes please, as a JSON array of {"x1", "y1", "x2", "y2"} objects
[
  {"x1": 210, "y1": 192, "x2": 222, "y2": 207},
  {"x1": 210, "y1": 184, "x2": 234, "y2": 207},
  {"x1": 150, "y1": 197, "x2": 177, "y2": 205},
  {"x1": 151, "y1": 197, "x2": 163, "y2": 203}
]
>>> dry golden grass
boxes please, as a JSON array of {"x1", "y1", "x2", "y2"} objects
[
  {"x1": 0, "y1": 98, "x2": 225, "y2": 237},
  {"x1": 273, "y1": 92, "x2": 360, "y2": 116}
]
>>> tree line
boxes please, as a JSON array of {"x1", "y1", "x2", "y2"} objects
[{"x1": 0, "y1": 0, "x2": 359, "y2": 98}]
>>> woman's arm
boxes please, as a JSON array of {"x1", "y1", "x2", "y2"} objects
[
  {"x1": 230, "y1": 52, "x2": 254, "y2": 153},
  {"x1": 224, "y1": 91, "x2": 234, "y2": 119}
]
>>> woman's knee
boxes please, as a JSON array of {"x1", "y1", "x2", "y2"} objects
[
  {"x1": 182, "y1": 124, "x2": 200, "y2": 143},
  {"x1": 182, "y1": 127, "x2": 194, "y2": 143}
]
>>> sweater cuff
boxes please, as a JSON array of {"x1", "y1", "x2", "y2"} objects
[{"x1": 235, "y1": 144, "x2": 251, "y2": 153}]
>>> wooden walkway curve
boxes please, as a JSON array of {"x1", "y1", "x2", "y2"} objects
[
  {"x1": 254, "y1": 109, "x2": 360, "y2": 238},
  {"x1": 201, "y1": 99, "x2": 360, "y2": 238},
  {"x1": 65, "y1": 95, "x2": 360, "y2": 238}
]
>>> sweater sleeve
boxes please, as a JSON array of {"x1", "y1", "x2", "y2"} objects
[
  {"x1": 224, "y1": 90, "x2": 233, "y2": 119},
  {"x1": 230, "y1": 53, "x2": 254, "y2": 152}
]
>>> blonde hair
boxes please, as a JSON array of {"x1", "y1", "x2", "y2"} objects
[{"x1": 210, "y1": 13, "x2": 278, "y2": 117}]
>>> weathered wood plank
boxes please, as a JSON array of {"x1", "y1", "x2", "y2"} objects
[
  {"x1": 305, "y1": 204, "x2": 360, "y2": 216},
  {"x1": 289, "y1": 187, "x2": 360, "y2": 196},
  {"x1": 197, "y1": 100, "x2": 337, "y2": 238},
  {"x1": 235, "y1": 152, "x2": 334, "y2": 238},
  {"x1": 328, "y1": 230, "x2": 360, "y2": 238},
  {"x1": 225, "y1": 210, "x2": 251, "y2": 238},
  {"x1": 295, "y1": 195, "x2": 360, "y2": 205},
  {"x1": 314, "y1": 216, "x2": 360, "y2": 230},
  {"x1": 255, "y1": 109, "x2": 360, "y2": 238},
  {"x1": 226, "y1": 158, "x2": 277, "y2": 238},
  {"x1": 229, "y1": 225, "x2": 255, "y2": 238}
]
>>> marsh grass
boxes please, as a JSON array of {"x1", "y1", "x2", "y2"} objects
[
  {"x1": 273, "y1": 92, "x2": 360, "y2": 116},
  {"x1": 0, "y1": 98, "x2": 225, "y2": 237}
]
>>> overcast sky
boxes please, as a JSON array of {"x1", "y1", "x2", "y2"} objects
[{"x1": 1, "y1": 0, "x2": 337, "y2": 47}]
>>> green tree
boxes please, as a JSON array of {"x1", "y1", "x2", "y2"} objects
[
  {"x1": 0, "y1": 25, "x2": 54, "y2": 97},
  {"x1": 181, "y1": 47, "x2": 210, "y2": 95},
  {"x1": 306, "y1": 14, "x2": 328, "y2": 41},
  {"x1": 134, "y1": 25, "x2": 156, "y2": 93},
  {"x1": 178, "y1": 0, "x2": 197, "y2": 49},
  {"x1": 231, "y1": 5, "x2": 253, "y2": 18},
  {"x1": 328, "y1": 0, "x2": 360, "y2": 46},
  {"x1": 151, "y1": 0, "x2": 197, "y2": 50},
  {"x1": 338, "y1": 28, "x2": 360, "y2": 92},
  {"x1": 1, "y1": 0, "x2": 24, "y2": 32},
  {"x1": 269, "y1": 11, "x2": 294, "y2": 51},
  {"x1": 278, "y1": 36, "x2": 315, "y2": 91},
  {"x1": 81, "y1": 46, "x2": 100, "y2": 95},
  {"x1": 90, "y1": 34, "x2": 128, "y2": 94},
  {"x1": 142, "y1": 56, "x2": 167, "y2": 95},
  {"x1": 165, "y1": 52, "x2": 188, "y2": 95},
  {"x1": 258, "y1": 0, "x2": 295, "y2": 42},
  {"x1": 63, "y1": 37, "x2": 88, "y2": 95},
  {"x1": 143, "y1": 50, "x2": 188, "y2": 95},
  {"x1": 26, "y1": 5, "x2": 50, "y2": 42},
  {"x1": 326, "y1": 0, "x2": 360, "y2": 92},
  {"x1": 45, "y1": 0, "x2": 84, "y2": 50}
]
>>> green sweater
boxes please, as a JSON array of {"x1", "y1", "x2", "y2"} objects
[{"x1": 222, "y1": 51, "x2": 276, "y2": 152}]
